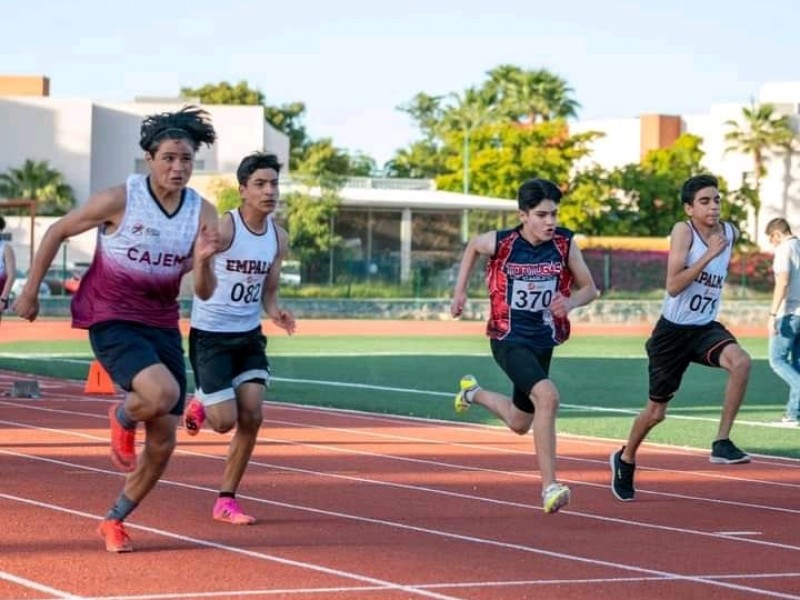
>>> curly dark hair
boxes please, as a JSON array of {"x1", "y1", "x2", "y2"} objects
[{"x1": 139, "y1": 105, "x2": 217, "y2": 154}]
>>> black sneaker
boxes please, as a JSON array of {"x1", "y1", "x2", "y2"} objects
[
  {"x1": 610, "y1": 447, "x2": 635, "y2": 501},
  {"x1": 709, "y1": 439, "x2": 751, "y2": 464}
]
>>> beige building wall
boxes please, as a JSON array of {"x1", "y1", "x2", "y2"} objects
[
  {"x1": 0, "y1": 94, "x2": 291, "y2": 205},
  {"x1": 0, "y1": 97, "x2": 94, "y2": 202},
  {"x1": 569, "y1": 84, "x2": 800, "y2": 248}
]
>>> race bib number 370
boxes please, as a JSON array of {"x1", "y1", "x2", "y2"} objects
[{"x1": 511, "y1": 279, "x2": 556, "y2": 312}]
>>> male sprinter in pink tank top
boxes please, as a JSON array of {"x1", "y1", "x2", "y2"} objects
[{"x1": 15, "y1": 106, "x2": 220, "y2": 552}]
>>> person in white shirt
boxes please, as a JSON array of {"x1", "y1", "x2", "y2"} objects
[
  {"x1": 765, "y1": 217, "x2": 800, "y2": 426},
  {"x1": 184, "y1": 152, "x2": 295, "y2": 525}
]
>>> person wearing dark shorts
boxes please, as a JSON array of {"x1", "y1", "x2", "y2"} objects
[
  {"x1": 610, "y1": 174, "x2": 752, "y2": 503},
  {"x1": 90, "y1": 322, "x2": 188, "y2": 416},
  {"x1": 188, "y1": 327, "x2": 269, "y2": 406},
  {"x1": 450, "y1": 178, "x2": 599, "y2": 515},
  {"x1": 490, "y1": 339, "x2": 553, "y2": 413},
  {"x1": 14, "y1": 106, "x2": 221, "y2": 552},
  {"x1": 184, "y1": 152, "x2": 295, "y2": 525}
]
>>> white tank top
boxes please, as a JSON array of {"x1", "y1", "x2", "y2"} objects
[
  {"x1": 191, "y1": 209, "x2": 279, "y2": 333},
  {"x1": 661, "y1": 221, "x2": 733, "y2": 326},
  {"x1": 71, "y1": 174, "x2": 202, "y2": 329}
]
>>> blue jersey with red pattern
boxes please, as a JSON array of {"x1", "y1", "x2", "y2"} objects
[{"x1": 486, "y1": 226, "x2": 574, "y2": 348}]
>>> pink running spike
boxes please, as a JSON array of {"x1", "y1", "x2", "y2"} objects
[
  {"x1": 184, "y1": 397, "x2": 206, "y2": 436},
  {"x1": 213, "y1": 497, "x2": 256, "y2": 525}
]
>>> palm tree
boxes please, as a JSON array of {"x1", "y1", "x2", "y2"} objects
[
  {"x1": 0, "y1": 159, "x2": 75, "y2": 215},
  {"x1": 440, "y1": 87, "x2": 497, "y2": 194},
  {"x1": 533, "y1": 70, "x2": 581, "y2": 121},
  {"x1": 724, "y1": 101, "x2": 795, "y2": 243},
  {"x1": 398, "y1": 92, "x2": 445, "y2": 143},
  {"x1": 485, "y1": 66, "x2": 580, "y2": 124}
]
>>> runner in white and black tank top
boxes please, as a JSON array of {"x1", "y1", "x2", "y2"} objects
[
  {"x1": 184, "y1": 152, "x2": 295, "y2": 527},
  {"x1": 661, "y1": 220, "x2": 734, "y2": 326},
  {"x1": 610, "y1": 174, "x2": 751, "y2": 506},
  {"x1": 191, "y1": 209, "x2": 279, "y2": 333}
]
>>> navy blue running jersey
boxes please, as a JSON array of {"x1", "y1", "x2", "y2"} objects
[{"x1": 486, "y1": 226, "x2": 574, "y2": 348}]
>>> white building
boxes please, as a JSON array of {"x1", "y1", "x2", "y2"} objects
[
  {"x1": 572, "y1": 82, "x2": 800, "y2": 247},
  {"x1": 0, "y1": 76, "x2": 290, "y2": 204}
]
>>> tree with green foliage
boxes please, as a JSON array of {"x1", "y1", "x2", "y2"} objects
[
  {"x1": 438, "y1": 87, "x2": 497, "y2": 194},
  {"x1": 295, "y1": 138, "x2": 351, "y2": 187},
  {"x1": 397, "y1": 92, "x2": 445, "y2": 142},
  {"x1": 180, "y1": 80, "x2": 311, "y2": 170},
  {"x1": 437, "y1": 120, "x2": 601, "y2": 200},
  {"x1": 383, "y1": 142, "x2": 446, "y2": 178},
  {"x1": 564, "y1": 134, "x2": 751, "y2": 242},
  {"x1": 282, "y1": 191, "x2": 340, "y2": 283},
  {"x1": 724, "y1": 101, "x2": 796, "y2": 243},
  {"x1": 0, "y1": 159, "x2": 75, "y2": 215},
  {"x1": 213, "y1": 183, "x2": 241, "y2": 215},
  {"x1": 560, "y1": 166, "x2": 617, "y2": 234},
  {"x1": 389, "y1": 93, "x2": 449, "y2": 177},
  {"x1": 347, "y1": 152, "x2": 378, "y2": 177},
  {"x1": 484, "y1": 64, "x2": 580, "y2": 124},
  {"x1": 391, "y1": 65, "x2": 583, "y2": 189}
]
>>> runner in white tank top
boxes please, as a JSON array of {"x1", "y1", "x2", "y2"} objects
[
  {"x1": 190, "y1": 209, "x2": 280, "y2": 333},
  {"x1": 13, "y1": 106, "x2": 221, "y2": 553},
  {"x1": 611, "y1": 174, "x2": 752, "y2": 504},
  {"x1": 185, "y1": 152, "x2": 295, "y2": 526},
  {"x1": 660, "y1": 220, "x2": 733, "y2": 326}
]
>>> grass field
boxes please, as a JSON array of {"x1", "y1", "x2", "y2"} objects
[{"x1": 0, "y1": 333, "x2": 797, "y2": 459}]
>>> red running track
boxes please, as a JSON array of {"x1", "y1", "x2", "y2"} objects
[{"x1": 0, "y1": 370, "x2": 798, "y2": 600}]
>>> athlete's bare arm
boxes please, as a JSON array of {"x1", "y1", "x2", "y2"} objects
[
  {"x1": 192, "y1": 200, "x2": 220, "y2": 301},
  {"x1": 451, "y1": 230, "x2": 497, "y2": 318},
  {"x1": 665, "y1": 222, "x2": 727, "y2": 297},
  {"x1": 551, "y1": 242, "x2": 599, "y2": 318},
  {"x1": 262, "y1": 225, "x2": 295, "y2": 335},
  {"x1": 14, "y1": 186, "x2": 126, "y2": 321}
]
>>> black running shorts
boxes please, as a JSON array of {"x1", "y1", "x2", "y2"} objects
[
  {"x1": 490, "y1": 339, "x2": 553, "y2": 414},
  {"x1": 89, "y1": 320, "x2": 187, "y2": 415},
  {"x1": 646, "y1": 316, "x2": 737, "y2": 402},
  {"x1": 188, "y1": 326, "x2": 269, "y2": 406}
]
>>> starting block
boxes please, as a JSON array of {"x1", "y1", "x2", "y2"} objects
[{"x1": 8, "y1": 379, "x2": 41, "y2": 398}]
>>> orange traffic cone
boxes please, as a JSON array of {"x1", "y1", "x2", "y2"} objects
[{"x1": 84, "y1": 360, "x2": 116, "y2": 395}]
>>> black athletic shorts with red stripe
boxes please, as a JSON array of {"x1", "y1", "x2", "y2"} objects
[{"x1": 646, "y1": 316, "x2": 737, "y2": 403}]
